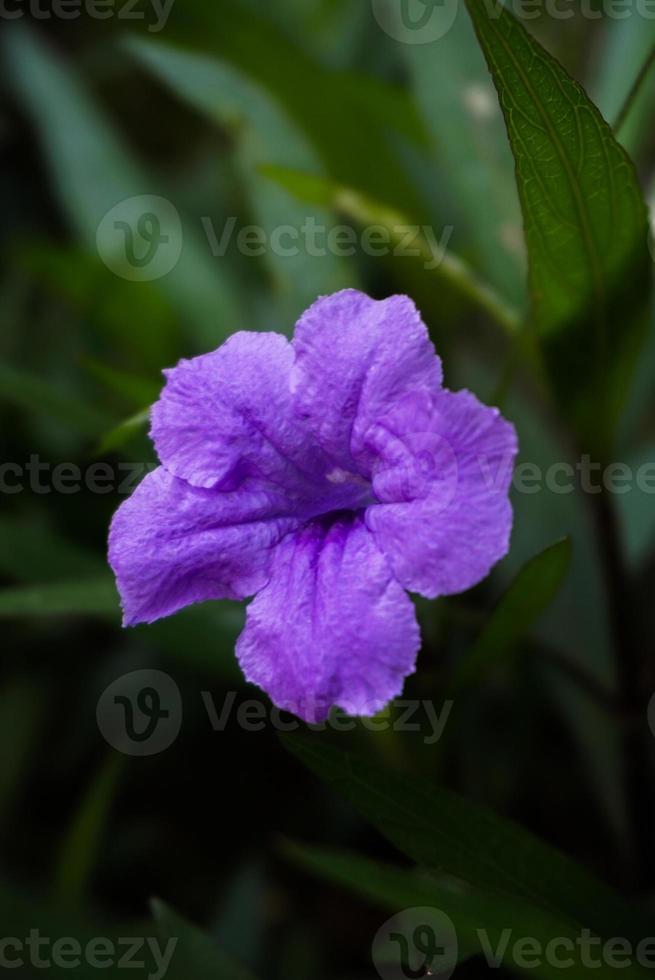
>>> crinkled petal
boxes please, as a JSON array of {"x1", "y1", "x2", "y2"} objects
[
  {"x1": 235, "y1": 515, "x2": 420, "y2": 722},
  {"x1": 291, "y1": 289, "x2": 442, "y2": 470},
  {"x1": 108, "y1": 467, "x2": 299, "y2": 626},
  {"x1": 151, "y1": 331, "x2": 323, "y2": 491},
  {"x1": 365, "y1": 388, "x2": 518, "y2": 598}
]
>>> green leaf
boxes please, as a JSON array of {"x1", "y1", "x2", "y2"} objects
[
  {"x1": 124, "y1": 36, "x2": 353, "y2": 323},
  {"x1": 162, "y1": 0, "x2": 427, "y2": 215},
  {"x1": 465, "y1": 1, "x2": 652, "y2": 450},
  {"x1": 235, "y1": 0, "x2": 369, "y2": 73},
  {"x1": 52, "y1": 754, "x2": 124, "y2": 906},
  {"x1": 152, "y1": 900, "x2": 259, "y2": 980},
  {"x1": 213, "y1": 862, "x2": 266, "y2": 970},
  {"x1": 94, "y1": 407, "x2": 151, "y2": 456},
  {"x1": 81, "y1": 358, "x2": 160, "y2": 408},
  {"x1": 285, "y1": 837, "x2": 461, "y2": 912},
  {"x1": 450, "y1": 538, "x2": 572, "y2": 693},
  {"x1": 0, "y1": 577, "x2": 120, "y2": 619},
  {"x1": 0, "y1": 879, "x2": 161, "y2": 978},
  {"x1": 261, "y1": 165, "x2": 520, "y2": 336},
  {"x1": 283, "y1": 842, "x2": 652, "y2": 980},
  {"x1": 3, "y1": 24, "x2": 244, "y2": 350},
  {"x1": 284, "y1": 841, "x2": 482, "y2": 967},
  {"x1": 282, "y1": 735, "x2": 648, "y2": 943}
]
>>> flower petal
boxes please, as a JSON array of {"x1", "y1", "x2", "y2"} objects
[
  {"x1": 291, "y1": 289, "x2": 442, "y2": 469},
  {"x1": 365, "y1": 388, "x2": 518, "y2": 598},
  {"x1": 151, "y1": 331, "x2": 319, "y2": 491},
  {"x1": 108, "y1": 467, "x2": 299, "y2": 626},
  {"x1": 235, "y1": 515, "x2": 420, "y2": 722}
]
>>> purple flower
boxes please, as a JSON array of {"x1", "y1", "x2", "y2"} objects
[{"x1": 109, "y1": 290, "x2": 517, "y2": 722}]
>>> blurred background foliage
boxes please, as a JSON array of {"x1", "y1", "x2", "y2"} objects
[{"x1": 1, "y1": 1, "x2": 655, "y2": 977}]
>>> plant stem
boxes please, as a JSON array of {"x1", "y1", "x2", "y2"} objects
[
  {"x1": 591, "y1": 488, "x2": 655, "y2": 890},
  {"x1": 614, "y1": 43, "x2": 655, "y2": 136}
]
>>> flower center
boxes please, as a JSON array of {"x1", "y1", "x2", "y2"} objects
[{"x1": 298, "y1": 465, "x2": 376, "y2": 523}]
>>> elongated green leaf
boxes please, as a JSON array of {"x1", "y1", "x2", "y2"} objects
[
  {"x1": 465, "y1": 1, "x2": 652, "y2": 449},
  {"x1": 53, "y1": 754, "x2": 124, "y2": 906},
  {"x1": 450, "y1": 538, "x2": 572, "y2": 693},
  {"x1": 81, "y1": 359, "x2": 160, "y2": 408},
  {"x1": 0, "y1": 880, "x2": 160, "y2": 979},
  {"x1": 236, "y1": 0, "x2": 369, "y2": 72},
  {"x1": 213, "y1": 862, "x2": 266, "y2": 970},
  {"x1": 282, "y1": 735, "x2": 647, "y2": 942},
  {"x1": 161, "y1": 0, "x2": 426, "y2": 215},
  {"x1": 285, "y1": 842, "x2": 478, "y2": 969},
  {"x1": 3, "y1": 24, "x2": 243, "y2": 349},
  {"x1": 94, "y1": 408, "x2": 151, "y2": 456},
  {"x1": 339, "y1": 71, "x2": 430, "y2": 149},
  {"x1": 284, "y1": 842, "x2": 652, "y2": 980},
  {"x1": 285, "y1": 838, "x2": 463, "y2": 914},
  {"x1": 125, "y1": 36, "x2": 353, "y2": 323},
  {"x1": 262, "y1": 165, "x2": 520, "y2": 335},
  {"x1": 0, "y1": 578, "x2": 119, "y2": 618},
  {"x1": 152, "y1": 900, "x2": 259, "y2": 980}
]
